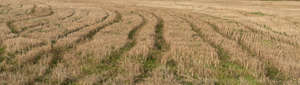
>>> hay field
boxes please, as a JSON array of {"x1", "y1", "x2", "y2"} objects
[{"x1": 0, "y1": 0, "x2": 300, "y2": 84}]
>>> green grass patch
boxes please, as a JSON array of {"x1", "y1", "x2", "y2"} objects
[
  {"x1": 182, "y1": 16, "x2": 261, "y2": 85},
  {"x1": 140, "y1": 15, "x2": 167, "y2": 75},
  {"x1": 0, "y1": 9, "x2": 9, "y2": 14},
  {"x1": 143, "y1": 55, "x2": 158, "y2": 73},
  {"x1": 214, "y1": 45, "x2": 259, "y2": 85},
  {"x1": 0, "y1": 47, "x2": 5, "y2": 62},
  {"x1": 166, "y1": 59, "x2": 194, "y2": 85},
  {"x1": 262, "y1": 40, "x2": 273, "y2": 47},
  {"x1": 166, "y1": 59, "x2": 177, "y2": 71},
  {"x1": 0, "y1": 47, "x2": 4, "y2": 55},
  {"x1": 216, "y1": 61, "x2": 260, "y2": 85},
  {"x1": 249, "y1": 12, "x2": 265, "y2": 16},
  {"x1": 265, "y1": 63, "x2": 286, "y2": 82},
  {"x1": 7, "y1": 22, "x2": 17, "y2": 33},
  {"x1": 262, "y1": 24, "x2": 288, "y2": 36},
  {"x1": 134, "y1": 55, "x2": 158, "y2": 83},
  {"x1": 134, "y1": 15, "x2": 169, "y2": 83},
  {"x1": 90, "y1": 40, "x2": 137, "y2": 75}
]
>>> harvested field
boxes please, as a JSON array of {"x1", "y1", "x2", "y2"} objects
[{"x1": 0, "y1": 0, "x2": 300, "y2": 85}]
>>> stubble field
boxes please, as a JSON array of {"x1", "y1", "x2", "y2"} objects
[{"x1": 0, "y1": 0, "x2": 300, "y2": 85}]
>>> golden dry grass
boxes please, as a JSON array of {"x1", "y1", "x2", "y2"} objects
[{"x1": 0, "y1": 0, "x2": 300, "y2": 85}]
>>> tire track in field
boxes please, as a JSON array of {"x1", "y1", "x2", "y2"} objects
[
  {"x1": 28, "y1": 10, "x2": 111, "y2": 66},
  {"x1": 23, "y1": 9, "x2": 89, "y2": 36},
  {"x1": 192, "y1": 13, "x2": 287, "y2": 84},
  {"x1": 160, "y1": 14, "x2": 200, "y2": 85},
  {"x1": 6, "y1": 4, "x2": 54, "y2": 34},
  {"x1": 133, "y1": 12, "x2": 170, "y2": 84},
  {"x1": 0, "y1": 42, "x2": 5, "y2": 64},
  {"x1": 0, "y1": 4, "x2": 52, "y2": 72},
  {"x1": 1, "y1": 4, "x2": 35, "y2": 20},
  {"x1": 223, "y1": 8, "x2": 297, "y2": 38},
  {"x1": 6, "y1": 4, "x2": 37, "y2": 33},
  {"x1": 60, "y1": 12, "x2": 147, "y2": 85},
  {"x1": 92, "y1": 13, "x2": 147, "y2": 85},
  {"x1": 60, "y1": 8, "x2": 76, "y2": 20},
  {"x1": 60, "y1": 11, "x2": 110, "y2": 40},
  {"x1": 200, "y1": 14, "x2": 294, "y2": 84},
  {"x1": 15, "y1": 8, "x2": 76, "y2": 35},
  {"x1": 178, "y1": 16, "x2": 260, "y2": 85},
  {"x1": 5, "y1": 8, "x2": 76, "y2": 42},
  {"x1": 254, "y1": 23, "x2": 298, "y2": 46},
  {"x1": 239, "y1": 22, "x2": 298, "y2": 48},
  {"x1": 24, "y1": 10, "x2": 121, "y2": 85},
  {"x1": 255, "y1": 22, "x2": 290, "y2": 37},
  {"x1": 0, "y1": 10, "x2": 89, "y2": 66},
  {"x1": 201, "y1": 13, "x2": 298, "y2": 47},
  {"x1": 0, "y1": 10, "x2": 108, "y2": 73},
  {"x1": 0, "y1": 9, "x2": 110, "y2": 75},
  {"x1": 21, "y1": 10, "x2": 109, "y2": 64},
  {"x1": 0, "y1": 5, "x2": 11, "y2": 16}
]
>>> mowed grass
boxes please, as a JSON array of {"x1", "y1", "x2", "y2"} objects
[{"x1": 0, "y1": 0, "x2": 299, "y2": 85}]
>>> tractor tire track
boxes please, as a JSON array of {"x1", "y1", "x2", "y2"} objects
[
  {"x1": 24, "y1": 10, "x2": 121, "y2": 85},
  {"x1": 0, "y1": 4, "x2": 53, "y2": 73},
  {"x1": 201, "y1": 13, "x2": 298, "y2": 47},
  {"x1": 92, "y1": 12, "x2": 147, "y2": 85},
  {"x1": 220, "y1": 8, "x2": 297, "y2": 38},
  {"x1": 25, "y1": 10, "x2": 110, "y2": 66},
  {"x1": 60, "y1": 8, "x2": 76, "y2": 20},
  {"x1": 239, "y1": 22, "x2": 298, "y2": 48},
  {"x1": 6, "y1": 4, "x2": 54, "y2": 34},
  {"x1": 61, "y1": 12, "x2": 147, "y2": 85},
  {"x1": 194, "y1": 13, "x2": 287, "y2": 84},
  {"x1": 20, "y1": 8, "x2": 76, "y2": 33},
  {"x1": 22, "y1": 9, "x2": 89, "y2": 36},
  {"x1": 58, "y1": 11, "x2": 109, "y2": 40},
  {"x1": 18, "y1": 10, "x2": 109, "y2": 64},
  {"x1": 26, "y1": 10, "x2": 111, "y2": 65},
  {"x1": 178, "y1": 15, "x2": 260, "y2": 85},
  {"x1": 0, "y1": 10, "x2": 91, "y2": 65},
  {"x1": 0, "y1": 5, "x2": 12, "y2": 16},
  {"x1": 0, "y1": 10, "x2": 108, "y2": 73},
  {"x1": 0, "y1": 10, "x2": 111, "y2": 75},
  {"x1": 9, "y1": 8, "x2": 76, "y2": 39},
  {"x1": 0, "y1": 4, "x2": 35, "y2": 21},
  {"x1": 133, "y1": 12, "x2": 170, "y2": 84}
]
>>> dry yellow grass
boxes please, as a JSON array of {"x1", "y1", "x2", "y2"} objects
[{"x1": 0, "y1": 0, "x2": 300, "y2": 85}]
